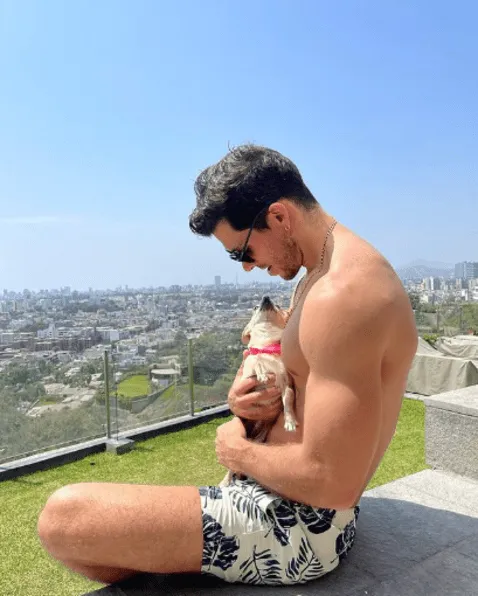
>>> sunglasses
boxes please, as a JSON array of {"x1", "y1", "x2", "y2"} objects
[{"x1": 227, "y1": 206, "x2": 269, "y2": 263}]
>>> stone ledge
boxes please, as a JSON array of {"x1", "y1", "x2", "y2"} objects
[
  {"x1": 424, "y1": 385, "x2": 478, "y2": 481},
  {"x1": 424, "y1": 385, "x2": 478, "y2": 417},
  {"x1": 426, "y1": 406, "x2": 478, "y2": 480}
]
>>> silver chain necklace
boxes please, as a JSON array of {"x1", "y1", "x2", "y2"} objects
[{"x1": 289, "y1": 219, "x2": 337, "y2": 313}]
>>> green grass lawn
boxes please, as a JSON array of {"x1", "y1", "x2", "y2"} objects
[
  {"x1": 368, "y1": 398, "x2": 426, "y2": 488},
  {"x1": 116, "y1": 374, "x2": 150, "y2": 398},
  {"x1": 0, "y1": 398, "x2": 426, "y2": 596}
]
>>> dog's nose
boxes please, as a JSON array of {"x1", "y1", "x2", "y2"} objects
[{"x1": 260, "y1": 295, "x2": 273, "y2": 310}]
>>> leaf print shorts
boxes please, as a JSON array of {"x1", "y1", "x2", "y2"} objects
[{"x1": 198, "y1": 474, "x2": 360, "y2": 585}]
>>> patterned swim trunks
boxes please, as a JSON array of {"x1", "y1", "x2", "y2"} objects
[{"x1": 198, "y1": 474, "x2": 360, "y2": 585}]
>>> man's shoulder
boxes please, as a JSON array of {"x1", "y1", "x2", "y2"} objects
[
  {"x1": 300, "y1": 268, "x2": 401, "y2": 364},
  {"x1": 309, "y1": 256, "x2": 399, "y2": 317}
]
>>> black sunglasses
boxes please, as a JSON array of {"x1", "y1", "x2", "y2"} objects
[{"x1": 227, "y1": 206, "x2": 269, "y2": 263}]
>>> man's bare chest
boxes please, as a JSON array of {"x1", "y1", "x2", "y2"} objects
[{"x1": 281, "y1": 305, "x2": 309, "y2": 386}]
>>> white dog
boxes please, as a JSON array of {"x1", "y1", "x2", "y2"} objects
[{"x1": 219, "y1": 295, "x2": 298, "y2": 487}]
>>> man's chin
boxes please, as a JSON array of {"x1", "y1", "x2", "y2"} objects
[
  {"x1": 282, "y1": 266, "x2": 302, "y2": 281},
  {"x1": 279, "y1": 270, "x2": 299, "y2": 281},
  {"x1": 266, "y1": 264, "x2": 301, "y2": 281}
]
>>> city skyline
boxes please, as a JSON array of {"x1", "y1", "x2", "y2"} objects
[
  {"x1": 3, "y1": 258, "x2": 478, "y2": 294},
  {"x1": 1, "y1": 2, "x2": 477, "y2": 290}
]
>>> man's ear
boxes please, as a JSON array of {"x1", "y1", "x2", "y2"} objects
[{"x1": 268, "y1": 202, "x2": 291, "y2": 229}]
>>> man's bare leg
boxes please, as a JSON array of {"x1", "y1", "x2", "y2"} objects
[
  {"x1": 37, "y1": 483, "x2": 204, "y2": 584},
  {"x1": 55, "y1": 560, "x2": 139, "y2": 585}
]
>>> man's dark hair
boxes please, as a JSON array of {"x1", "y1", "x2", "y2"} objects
[{"x1": 189, "y1": 144, "x2": 318, "y2": 236}]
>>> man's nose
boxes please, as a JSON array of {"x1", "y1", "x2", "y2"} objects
[{"x1": 242, "y1": 262, "x2": 255, "y2": 272}]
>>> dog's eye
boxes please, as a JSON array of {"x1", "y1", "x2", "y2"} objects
[{"x1": 253, "y1": 306, "x2": 259, "y2": 311}]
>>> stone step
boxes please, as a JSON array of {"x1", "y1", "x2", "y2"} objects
[{"x1": 424, "y1": 385, "x2": 478, "y2": 480}]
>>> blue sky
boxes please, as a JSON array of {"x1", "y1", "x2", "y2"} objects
[{"x1": 1, "y1": 0, "x2": 477, "y2": 291}]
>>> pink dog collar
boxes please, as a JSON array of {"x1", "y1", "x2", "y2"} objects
[{"x1": 248, "y1": 343, "x2": 281, "y2": 356}]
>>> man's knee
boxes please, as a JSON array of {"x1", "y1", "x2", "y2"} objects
[
  {"x1": 59, "y1": 559, "x2": 139, "y2": 584},
  {"x1": 37, "y1": 484, "x2": 87, "y2": 553}
]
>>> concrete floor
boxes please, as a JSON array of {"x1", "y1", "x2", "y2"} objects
[{"x1": 86, "y1": 469, "x2": 478, "y2": 596}]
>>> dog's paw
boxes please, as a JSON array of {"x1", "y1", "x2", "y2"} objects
[{"x1": 284, "y1": 416, "x2": 298, "y2": 432}]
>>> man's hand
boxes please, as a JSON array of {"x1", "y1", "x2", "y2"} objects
[
  {"x1": 228, "y1": 351, "x2": 283, "y2": 421},
  {"x1": 215, "y1": 417, "x2": 248, "y2": 474}
]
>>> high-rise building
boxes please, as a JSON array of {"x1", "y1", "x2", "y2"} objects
[
  {"x1": 424, "y1": 277, "x2": 434, "y2": 291},
  {"x1": 455, "y1": 261, "x2": 478, "y2": 280},
  {"x1": 215, "y1": 275, "x2": 221, "y2": 288}
]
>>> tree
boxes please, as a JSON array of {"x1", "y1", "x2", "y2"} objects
[
  {"x1": 174, "y1": 330, "x2": 188, "y2": 344},
  {"x1": 408, "y1": 292, "x2": 420, "y2": 311},
  {"x1": 461, "y1": 304, "x2": 478, "y2": 333},
  {"x1": 0, "y1": 394, "x2": 110, "y2": 463},
  {"x1": 2, "y1": 364, "x2": 40, "y2": 387},
  {"x1": 190, "y1": 330, "x2": 242, "y2": 385},
  {"x1": 421, "y1": 303, "x2": 437, "y2": 313},
  {"x1": 146, "y1": 319, "x2": 161, "y2": 332}
]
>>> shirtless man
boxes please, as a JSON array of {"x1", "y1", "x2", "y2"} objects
[{"x1": 37, "y1": 145, "x2": 417, "y2": 587}]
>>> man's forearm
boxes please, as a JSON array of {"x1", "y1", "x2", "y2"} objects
[{"x1": 237, "y1": 439, "x2": 326, "y2": 505}]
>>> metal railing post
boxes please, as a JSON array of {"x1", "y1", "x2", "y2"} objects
[
  {"x1": 188, "y1": 338, "x2": 195, "y2": 416},
  {"x1": 104, "y1": 349, "x2": 112, "y2": 439}
]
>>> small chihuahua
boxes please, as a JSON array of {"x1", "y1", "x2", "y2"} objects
[{"x1": 219, "y1": 295, "x2": 298, "y2": 487}]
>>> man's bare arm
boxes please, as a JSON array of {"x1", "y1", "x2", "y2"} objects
[{"x1": 234, "y1": 289, "x2": 391, "y2": 509}]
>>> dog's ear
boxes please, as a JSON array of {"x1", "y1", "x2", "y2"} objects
[
  {"x1": 242, "y1": 306, "x2": 259, "y2": 344},
  {"x1": 241, "y1": 322, "x2": 252, "y2": 345}
]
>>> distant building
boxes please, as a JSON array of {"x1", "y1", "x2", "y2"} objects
[
  {"x1": 455, "y1": 261, "x2": 478, "y2": 280},
  {"x1": 215, "y1": 276, "x2": 221, "y2": 288},
  {"x1": 37, "y1": 324, "x2": 58, "y2": 340},
  {"x1": 150, "y1": 368, "x2": 180, "y2": 388},
  {"x1": 0, "y1": 332, "x2": 14, "y2": 345},
  {"x1": 96, "y1": 327, "x2": 120, "y2": 342}
]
